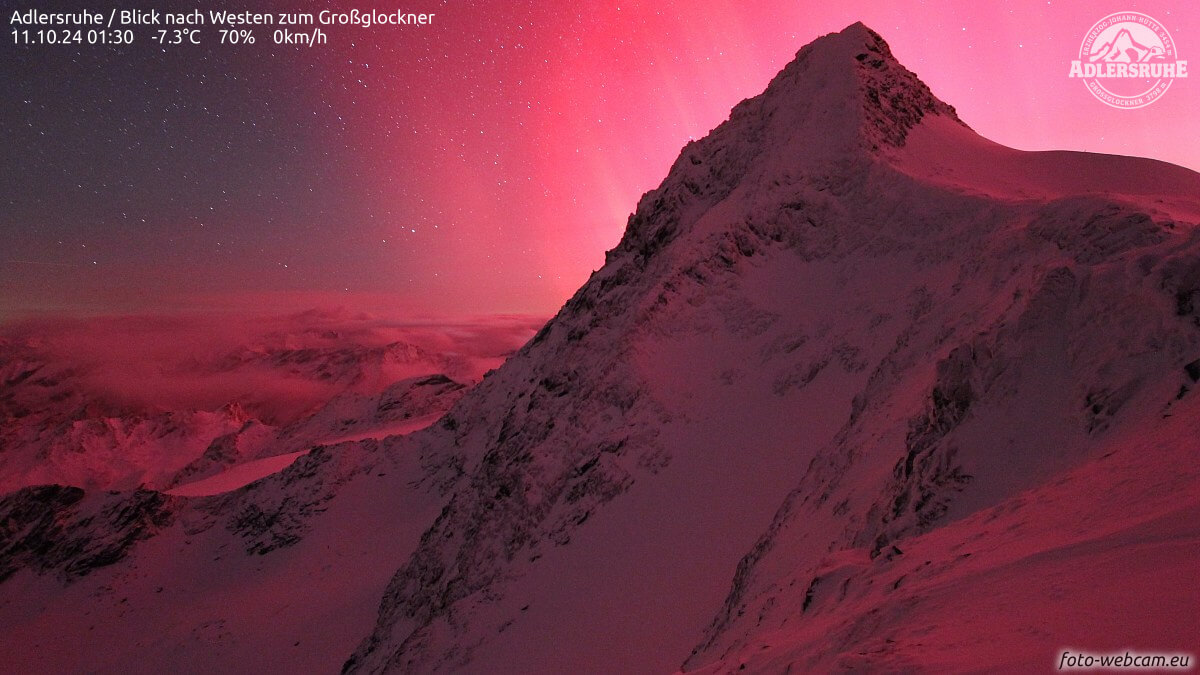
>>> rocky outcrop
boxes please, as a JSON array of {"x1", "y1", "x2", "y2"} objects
[{"x1": 0, "y1": 485, "x2": 174, "y2": 582}]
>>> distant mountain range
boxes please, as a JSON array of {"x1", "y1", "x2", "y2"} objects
[{"x1": 0, "y1": 312, "x2": 538, "y2": 494}]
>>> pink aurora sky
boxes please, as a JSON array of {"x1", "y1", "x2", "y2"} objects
[{"x1": 1, "y1": 0, "x2": 1196, "y2": 318}]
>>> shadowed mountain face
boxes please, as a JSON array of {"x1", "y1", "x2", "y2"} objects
[{"x1": 3, "y1": 23, "x2": 1200, "y2": 674}]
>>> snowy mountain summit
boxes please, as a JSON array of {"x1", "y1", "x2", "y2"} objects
[{"x1": 4, "y1": 23, "x2": 1200, "y2": 674}]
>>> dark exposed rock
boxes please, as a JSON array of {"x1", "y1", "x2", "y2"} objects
[{"x1": 0, "y1": 485, "x2": 173, "y2": 582}]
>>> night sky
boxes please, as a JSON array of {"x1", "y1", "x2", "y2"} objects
[{"x1": 3, "y1": 0, "x2": 1197, "y2": 319}]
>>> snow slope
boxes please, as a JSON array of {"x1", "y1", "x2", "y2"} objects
[
  {"x1": 2, "y1": 22, "x2": 1199, "y2": 674},
  {"x1": 686, "y1": 397, "x2": 1200, "y2": 671},
  {"x1": 0, "y1": 440, "x2": 446, "y2": 673},
  {"x1": 164, "y1": 451, "x2": 311, "y2": 498}
]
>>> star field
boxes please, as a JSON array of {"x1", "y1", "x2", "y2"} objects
[{"x1": 2, "y1": 0, "x2": 1196, "y2": 318}]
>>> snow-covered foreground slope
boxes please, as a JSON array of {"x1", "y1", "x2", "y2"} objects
[
  {"x1": 0, "y1": 440, "x2": 447, "y2": 673},
  {"x1": 3, "y1": 22, "x2": 1200, "y2": 673},
  {"x1": 686, "y1": 397, "x2": 1200, "y2": 672}
]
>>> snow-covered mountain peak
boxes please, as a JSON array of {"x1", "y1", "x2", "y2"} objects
[
  {"x1": 338, "y1": 23, "x2": 1200, "y2": 673},
  {"x1": 4, "y1": 23, "x2": 1200, "y2": 675},
  {"x1": 605, "y1": 22, "x2": 971, "y2": 273},
  {"x1": 725, "y1": 21, "x2": 961, "y2": 152},
  {"x1": 766, "y1": 21, "x2": 961, "y2": 142}
]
